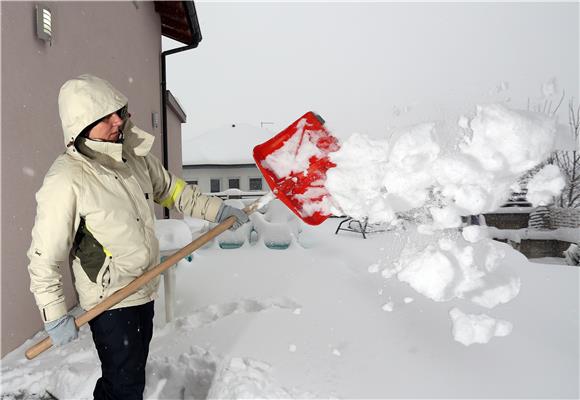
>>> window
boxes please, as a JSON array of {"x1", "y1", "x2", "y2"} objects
[
  {"x1": 228, "y1": 178, "x2": 240, "y2": 189},
  {"x1": 210, "y1": 179, "x2": 221, "y2": 193},
  {"x1": 187, "y1": 180, "x2": 198, "y2": 186},
  {"x1": 249, "y1": 178, "x2": 263, "y2": 191}
]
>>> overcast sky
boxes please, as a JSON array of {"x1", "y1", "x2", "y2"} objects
[{"x1": 164, "y1": 2, "x2": 579, "y2": 142}]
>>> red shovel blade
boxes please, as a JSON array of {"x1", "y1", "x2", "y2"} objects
[{"x1": 253, "y1": 112, "x2": 341, "y2": 225}]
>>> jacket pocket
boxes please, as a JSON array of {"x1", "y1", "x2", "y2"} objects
[
  {"x1": 96, "y1": 257, "x2": 112, "y2": 300},
  {"x1": 73, "y1": 218, "x2": 110, "y2": 283},
  {"x1": 142, "y1": 182, "x2": 155, "y2": 214}
]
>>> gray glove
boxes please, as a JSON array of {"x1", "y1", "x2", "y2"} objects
[
  {"x1": 215, "y1": 204, "x2": 249, "y2": 230},
  {"x1": 45, "y1": 314, "x2": 78, "y2": 346}
]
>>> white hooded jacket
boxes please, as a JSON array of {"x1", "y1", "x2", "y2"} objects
[{"x1": 28, "y1": 74, "x2": 223, "y2": 322}]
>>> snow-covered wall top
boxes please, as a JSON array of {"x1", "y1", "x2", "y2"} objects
[{"x1": 182, "y1": 124, "x2": 273, "y2": 165}]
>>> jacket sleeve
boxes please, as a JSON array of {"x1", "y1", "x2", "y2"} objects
[
  {"x1": 144, "y1": 153, "x2": 223, "y2": 221},
  {"x1": 27, "y1": 161, "x2": 80, "y2": 323}
]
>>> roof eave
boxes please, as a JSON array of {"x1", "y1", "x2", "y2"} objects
[{"x1": 154, "y1": 1, "x2": 202, "y2": 47}]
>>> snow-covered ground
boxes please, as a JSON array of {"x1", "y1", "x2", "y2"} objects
[
  {"x1": 2, "y1": 102, "x2": 578, "y2": 399},
  {"x1": 1, "y1": 218, "x2": 578, "y2": 399}
]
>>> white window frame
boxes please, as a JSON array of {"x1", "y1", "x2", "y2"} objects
[
  {"x1": 228, "y1": 177, "x2": 241, "y2": 190},
  {"x1": 248, "y1": 177, "x2": 263, "y2": 191},
  {"x1": 210, "y1": 178, "x2": 221, "y2": 193}
]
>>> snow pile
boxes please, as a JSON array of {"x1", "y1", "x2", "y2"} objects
[
  {"x1": 449, "y1": 308, "x2": 513, "y2": 346},
  {"x1": 326, "y1": 104, "x2": 561, "y2": 223},
  {"x1": 0, "y1": 326, "x2": 101, "y2": 400},
  {"x1": 262, "y1": 119, "x2": 324, "y2": 178},
  {"x1": 525, "y1": 164, "x2": 566, "y2": 206},
  {"x1": 145, "y1": 346, "x2": 309, "y2": 400},
  {"x1": 144, "y1": 347, "x2": 218, "y2": 400}
]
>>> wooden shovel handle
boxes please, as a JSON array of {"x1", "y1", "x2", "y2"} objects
[{"x1": 25, "y1": 214, "x2": 241, "y2": 360}]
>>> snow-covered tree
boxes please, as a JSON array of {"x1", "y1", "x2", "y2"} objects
[
  {"x1": 516, "y1": 97, "x2": 580, "y2": 208},
  {"x1": 549, "y1": 99, "x2": 580, "y2": 208}
]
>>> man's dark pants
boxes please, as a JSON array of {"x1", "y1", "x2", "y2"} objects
[{"x1": 89, "y1": 301, "x2": 154, "y2": 400}]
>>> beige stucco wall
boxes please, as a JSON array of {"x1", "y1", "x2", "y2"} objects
[{"x1": 0, "y1": 1, "x2": 165, "y2": 357}]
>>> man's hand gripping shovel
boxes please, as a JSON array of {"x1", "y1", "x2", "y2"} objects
[{"x1": 26, "y1": 111, "x2": 340, "y2": 360}]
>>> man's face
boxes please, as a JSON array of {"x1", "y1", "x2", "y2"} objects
[{"x1": 87, "y1": 111, "x2": 124, "y2": 142}]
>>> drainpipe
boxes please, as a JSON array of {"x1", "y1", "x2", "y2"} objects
[{"x1": 160, "y1": 2, "x2": 201, "y2": 219}]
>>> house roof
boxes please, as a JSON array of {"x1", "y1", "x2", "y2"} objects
[
  {"x1": 154, "y1": 1, "x2": 201, "y2": 46},
  {"x1": 182, "y1": 124, "x2": 273, "y2": 166},
  {"x1": 166, "y1": 90, "x2": 187, "y2": 123}
]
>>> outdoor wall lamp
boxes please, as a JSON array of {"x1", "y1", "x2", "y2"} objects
[{"x1": 35, "y1": 4, "x2": 52, "y2": 45}]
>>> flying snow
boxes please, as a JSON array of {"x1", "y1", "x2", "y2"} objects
[{"x1": 326, "y1": 104, "x2": 563, "y2": 223}]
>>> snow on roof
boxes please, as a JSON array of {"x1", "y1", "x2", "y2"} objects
[{"x1": 182, "y1": 123, "x2": 274, "y2": 165}]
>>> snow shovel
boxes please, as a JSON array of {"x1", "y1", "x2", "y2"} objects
[
  {"x1": 26, "y1": 111, "x2": 340, "y2": 360},
  {"x1": 253, "y1": 111, "x2": 341, "y2": 225}
]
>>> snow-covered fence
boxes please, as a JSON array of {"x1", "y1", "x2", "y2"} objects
[
  {"x1": 182, "y1": 199, "x2": 304, "y2": 250},
  {"x1": 528, "y1": 206, "x2": 580, "y2": 230},
  {"x1": 483, "y1": 211, "x2": 531, "y2": 230},
  {"x1": 486, "y1": 206, "x2": 579, "y2": 259}
]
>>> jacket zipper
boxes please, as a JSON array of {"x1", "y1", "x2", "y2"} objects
[{"x1": 114, "y1": 173, "x2": 151, "y2": 268}]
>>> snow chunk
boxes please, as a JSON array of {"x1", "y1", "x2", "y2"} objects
[
  {"x1": 464, "y1": 104, "x2": 556, "y2": 175},
  {"x1": 542, "y1": 77, "x2": 558, "y2": 97},
  {"x1": 462, "y1": 225, "x2": 489, "y2": 243},
  {"x1": 430, "y1": 206, "x2": 462, "y2": 229},
  {"x1": 368, "y1": 263, "x2": 380, "y2": 273},
  {"x1": 458, "y1": 115, "x2": 470, "y2": 129},
  {"x1": 397, "y1": 236, "x2": 520, "y2": 308},
  {"x1": 382, "y1": 301, "x2": 394, "y2": 312},
  {"x1": 397, "y1": 246, "x2": 456, "y2": 302},
  {"x1": 449, "y1": 308, "x2": 513, "y2": 346},
  {"x1": 526, "y1": 164, "x2": 566, "y2": 206}
]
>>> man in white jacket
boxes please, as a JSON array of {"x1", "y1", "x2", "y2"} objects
[{"x1": 27, "y1": 74, "x2": 248, "y2": 399}]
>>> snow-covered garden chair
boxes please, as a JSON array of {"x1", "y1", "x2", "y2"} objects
[
  {"x1": 214, "y1": 198, "x2": 253, "y2": 249},
  {"x1": 251, "y1": 199, "x2": 302, "y2": 249}
]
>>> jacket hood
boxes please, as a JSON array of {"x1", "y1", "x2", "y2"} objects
[
  {"x1": 74, "y1": 119, "x2": 155, "y2": 165},
  {"x1": 58, "y1": 74, "x2": 128, "y2": 147}
]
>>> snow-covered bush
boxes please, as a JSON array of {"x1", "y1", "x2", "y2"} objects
[{"x1": 564, "y1": 243, "x2": 580, "y2": 266}]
